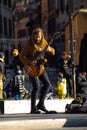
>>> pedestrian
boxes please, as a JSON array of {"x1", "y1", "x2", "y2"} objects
[
  {"x1": 76, "y1": 71, "x2": 87, "y2": 113},
  {"x1": 0, "y1": 52, "x2": 6, "y2": 99},
  {"x1": 12, "y1": 48, "x2": 24, "y2": 71},
  {"x1": 76, "y1": 72, "x2": 87, "y2": 97},
  {"x1": 11, "y1": 48, "x2": 25, "y2": 80},
  {"x1": 57, "y1": 51, "x2": 73, "y2": 97},
  {"x1": 20, "y1": 27, "x2": 55, "y2": 113},
  {"x1": 0, "y1": 71, "x2": 5, "y2": 99},
  {"x1": 54, "y1": 72, "x2": 67, "y2": 99},
  {"x1": 0, "y1": 52, "x2": 6, "y2": 74},
  {"x1": 13, "y1": 65, "x2": 24, "y2": 100},
  {"x1": 79, "y1": 33, "x2": 87, "y2": 72}
]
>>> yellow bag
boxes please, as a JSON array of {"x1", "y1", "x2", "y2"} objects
[
  {"x1": 0, "y1": 75, "x2": 3, "y2": 99},
  {"x1": 0, "y1": 75, "x2": 3, "y2": 90},
  {"x1": 54, "y1": 78, "x2": 67, "y2": 95}
]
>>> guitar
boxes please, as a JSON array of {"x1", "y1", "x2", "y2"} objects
[{"x1": 24, "y1": 32, "x2": 63, "y2": 77}]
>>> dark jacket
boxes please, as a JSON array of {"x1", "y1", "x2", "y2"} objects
[
  {"x1": 0, "y1": 60, "x2": 5, "y2": 74},
  {"x1": 58, "y1": 57, "x2": 72, "y2": 79},
  {"x1": 12, "y1": 55, "x2": 23, "y2": 70},
  {"x1": 77, "y1": 73, "x2": 87, "y2": 95},
  {"x1": 13, "y1": 70, "x2": 24, "y2": 94}
]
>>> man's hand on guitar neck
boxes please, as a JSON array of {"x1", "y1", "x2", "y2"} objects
[
  {"x1": 46, "y1": 46, "x2": 55, "y2": 55},
  {"x1": 46, "y1": 46, "x2": 52, "y2": 52}
]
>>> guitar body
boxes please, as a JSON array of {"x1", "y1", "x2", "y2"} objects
[{"x1": 24, "y1": 63, "x2": 43, "y2": 77}]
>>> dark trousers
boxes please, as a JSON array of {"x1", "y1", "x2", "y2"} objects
[{"x1": 29, "y1": 70, "x2": 51, "y2": 110}]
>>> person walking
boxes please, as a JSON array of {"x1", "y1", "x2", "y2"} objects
[
  {"x1": 12, "y1": 65, "x2": 24, "y2": 100},
  {"x1": 0, "y1": 52, "x2": 6, "y2": 99},
  {"x1": 57, "y1": 51, "x2": 73, "y2": 97},
  {"x1": 76, "y1": 72, "x2": 87, "y2": 97},
  {"x1": 20, "y1": 28, "x2": 55, "y2": 113},
  {"x1": 54, "y1": 72, "x2": 67, "y2": 99},
  {"x1": 11, "y1": 48, "x2": 25, "y2": 81},
  {"x1": 12, "y1": 49, "x2": 24, "y2": 71},
  {"x1": 0, "y1": 52, "x2": 6, "y2": 75}
]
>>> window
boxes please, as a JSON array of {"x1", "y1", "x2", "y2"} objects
[
  {"x1": 29, "y1": 0, "x2": 36, "y2": 3},
  {"x1": 17, "y1": 29, "x2": 26, "y2": 38},
  {"x1": 9, "y1": 19, "x2": 12, "y2": 37},
  {"x1": 8, "y1": 0, "x2": 11, "y2": 8},
  {"x1": 0, "y1": 15, "x2": 2, "y2": 34},
  {"x1": 4, "y1": 17, "x2": 7, "y2": 35},
  {"x1": 60, "y1": 0, "x2": 65, "y2": 14},
  {"x1": 3, "y1": 0, "x2": 7, "y2": 5},
  {"x1": 48, "y1": 0, "x2": 55, "y2": 10}
]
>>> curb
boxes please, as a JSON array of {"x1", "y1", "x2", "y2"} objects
[
  {"x1": 0, "y1": 114, "x2": 87, "y2": 129},
  {"x1": 0, "y1": 99, "x2": 73, "y2": 114},
  {"x1": 0, "y1": 117, "x2": 87, "y2": 130}
]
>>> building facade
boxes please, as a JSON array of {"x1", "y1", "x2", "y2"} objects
[
  {"x1": 0, "y1": 0, "x2": 13, "y2": 38},
  {"x1": 0, "y1": 0, "x2": 14, "y2": 65},
  {"x1": 55, "y1": 0, "x2": 87, "y2": 65},
  {"x1": 56, "y1": 0, "x2": 87, "y2": 32},
  {"x1": 65, "y1": 9, "x2": 87, "y2": 65},
  {"x1": 13, "y1": 0, "x2": 57, "y2": 39},
  {"x1": 1, "y1": 0, "x2": 87, "y2": 67}
]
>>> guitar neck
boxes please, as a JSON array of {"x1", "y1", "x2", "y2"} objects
[{"x1": 36, "y1": 44, "x2": 49, "y2": 61}]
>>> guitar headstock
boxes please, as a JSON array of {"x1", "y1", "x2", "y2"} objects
[
  {"x1": 49, "y1": 32, "x2": 64, "y2": 45},
  {"x1": 52, "y1": 32, "x2": 64, "y2": 40}
]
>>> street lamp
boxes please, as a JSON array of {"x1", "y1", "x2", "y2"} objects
[{"x1": 68, "y1": 0, "x2": 76, "y2": 98}]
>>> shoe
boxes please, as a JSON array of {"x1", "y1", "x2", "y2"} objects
[
  {"x1": 30, "y1": 108, "x2": 41, "y2": 114},
  {"x1": 37, "y1": 103, "x2": 48, "y2": 112}
]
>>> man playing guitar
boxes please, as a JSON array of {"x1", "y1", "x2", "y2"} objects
[{"x1": 20, "y1": 28, "x2": 55, "y2": 113}]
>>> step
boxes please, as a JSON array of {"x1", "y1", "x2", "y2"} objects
[{"x1": 0, "y1": 99, "x2": 73, "y2": 114}]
